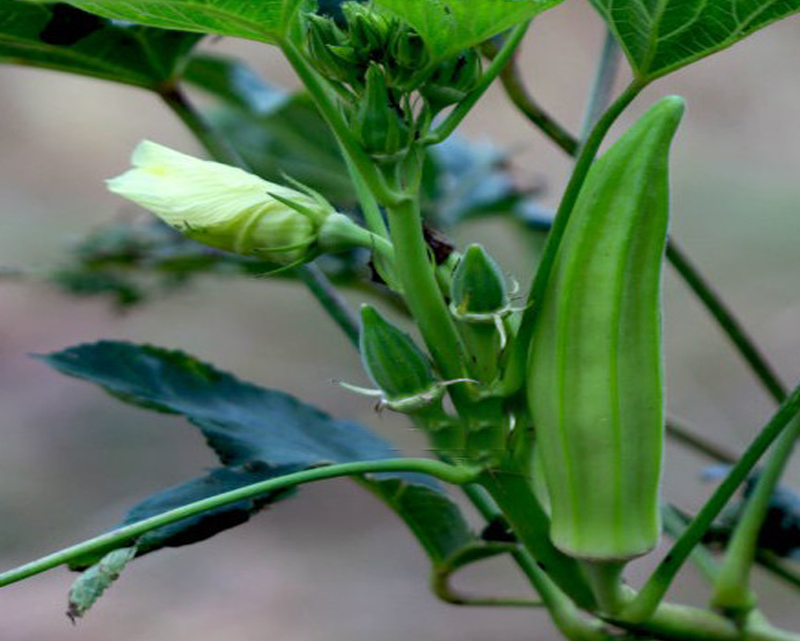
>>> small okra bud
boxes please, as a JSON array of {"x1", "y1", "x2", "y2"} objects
[
  {"x1": 352, "y1": 65, "x2": 411, "y2": 158},
  {"x1": 342, "y1": 1, "x2": 393, "y2": 59},
  {"x1": 421, "y1": 49, "x2": 482, "y2": 113},
  {"x1": 527, "y1": 96, "x2": 685, "y2": 562},
  {"x1": 359, "y1": 305, "x2": 442, "y2": 412},
  {"x1": 387, "y1": 27, "x2": 430, "y2": 90},
  {"x1": 451, "y1": 244, "x2": 509, "y2": 320},
  {"x1": 107, "y1": 141, "x2": 379, "y2": 265},
  {"x1": 306, "y1": 14, "x2": 358, "y2": 84}
]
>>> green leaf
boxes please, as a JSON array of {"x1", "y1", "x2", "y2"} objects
[
  {"x1": 0, "y1": 1, "x2": 200, "y2": 88},
  {"x1": 39, "y1": 341, "x2": 399, "y2": 467},
  {"x1": 41, "y1": 341, "x2": 481, "y2": 574},
  {"x1": 65, "y1": 0, "x2": 306, "y2": 44},
  {"x1": 373, "y1": 0, "x2": 563, "y2": 61},
  {"x1": 67, "y1": 547, "x2": 136, "y2": 621},
  {"x1": 68, "y1": 463, "x2": 300, "y2": 569},
  {"x1": 589, "y1": 0, "x2": 800, "y2": 82}
]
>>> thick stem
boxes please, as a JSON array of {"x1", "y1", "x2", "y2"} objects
[
  {"x1": 385, "y1": 196, "x2": 470, "y2": 399},
  {"x1": 476, "y1": 469, "x2": 597, "y2": 610},
  {"x1": 623, "y1": 378, "x2": 800, "y2": 622},
  {"x1": 711, "y1": 415, "x2": 800, "y2": 612},
  {"x1": 0, "y1": 458, "x2": 477, "y2": 588}
]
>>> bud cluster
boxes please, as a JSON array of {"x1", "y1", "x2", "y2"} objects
[{"x1": 305, "y1": 2, "x2": 482, "y2": 159}]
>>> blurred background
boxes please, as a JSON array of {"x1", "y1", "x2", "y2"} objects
[{"x1": 2, "y1": 1, "x2": 800, "y2": 639}]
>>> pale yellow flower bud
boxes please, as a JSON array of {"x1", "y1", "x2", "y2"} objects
[{"x1": 107, "y1": 141, "x2": 335, "y2": 264}]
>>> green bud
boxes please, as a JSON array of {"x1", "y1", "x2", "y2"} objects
[
  {"x1": 421, "y1": 49, "x2": 482, "y2": 113},
  {"x1": 386, "y1": 27, "x2": 430, "y2": 90},
  {"x1": 306, "y1": 14, "x2": 358, "y2": 84},
  {"x1": 359, "y1": 305, "x2": 442, "y2": 412},
  {"x1": 107, "y1": 141, "x2": 379, "y2": 265},
  {"x1": 342, "y1": 1, "x2": 394, "y2": 60},
  {"x1": 352, "y1": 65, "x2": 411, "y2": 158},
  {"x1": 451, "y1": 244, "x2": 509, "y2": 320}
]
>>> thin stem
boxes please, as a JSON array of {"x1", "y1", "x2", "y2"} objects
[
  {"x1": 666, "y1": 239, "x2": 787, "y2": 402},
  {"x1": 661, "y1": 503, "x2": 720, "y2": 584},
  {"x1": 623, "y1": 377, "x2": 800, "y2": 623},
  {"x1": 342, "y1": 152, "x2": 389, "y2": 239},
  {"x1": 296, "y1": 264, "x2": 360, "y2": 346},
  {"x1": 476, "y1": 469, "x2": 597, "y2": 610},
  {"x1": 755, "y1": 551, "x2": 800, "y2": 591},
  {"x1": 579, "y1": 29, "x2": 621, "y2": 141},
  {"x1": 0, "y1": 458, "x2": 477, "y2": 589},
  {"x1": 495, "y1": 52, "x2": 578, "y2": 155},
  {"x1": 160, "y1": 84, "x2": 245, "y2": 168},
  {"x1": 711, "y1": 414, "x2": 800, "y2": 611},
  {"x1": 427, "y1": 21, "x2": 531, "y2": 145},
  {"x1": 511, "y1": 81, "x2": 644, "y2": 387},
  {"x1": 666, "y1": 415, "x2": 738, "y2": 465},
  {"x1": 159, "y1": 84, "x2": 362, "y2": 349},
  {"x1": 280, "y1": 40, "x2": 401, "y2": 207},
  {"x1": 462, "y1": 485, "x2": 609, "y2": 641}
]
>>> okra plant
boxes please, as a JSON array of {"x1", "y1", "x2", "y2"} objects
[{"x1": 2, "y1": 0, "x2": 800, "y2": 639}]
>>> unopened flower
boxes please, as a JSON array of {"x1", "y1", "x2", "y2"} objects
[{"x1": 107, "y1": 141, "x2": 357, "y2": 265}]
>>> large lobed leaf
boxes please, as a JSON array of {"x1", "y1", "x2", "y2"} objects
[
  {"x1": 65, "y1": 0, "x2": 305, "y2": 43},
  {"x1": 374, "y1": 0, "x2": 564, "y2": 61},
  {"x1": 589, "y1": 0, "x2": 800, "y2": 81},
  {"x1": 0, "y1": 1, "x2": 200, "y2": 88},
  {"x1": 41, "y1": 341, "x2": 480, "y2": 570}
]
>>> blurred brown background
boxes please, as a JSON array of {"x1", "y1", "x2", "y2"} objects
[{"x1": 2, "y1": 1, "x2": 800, "y2": 639}]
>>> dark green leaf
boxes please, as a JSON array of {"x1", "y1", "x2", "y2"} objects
[
  {"x1": 0, "y1": 1, "x2": 200, "y2": 88},
  {"x1": 67, "y1": 547, "x2": 136, "y2": 620},
  {"x1": 40, "y1": 341, "x2": 399, "y2": 468},
  {"x1": 589, "y1": 0, "x2": 800, "y2": 81},
  {"x1": 66, "y1": 0, "x2": 306, "y2": 44},
  {"x1": 373, "y1": 0, "x2": 563, "y2": 61},
  {"x1": 69, "y1": 463, "x2": 300, "y2": 569},
  {"x1": 43, "y1": 341, "x2": 481, "y2": 573},
  {"x1": 365, "y1": 475, "x2": 476, "y2": 564}
]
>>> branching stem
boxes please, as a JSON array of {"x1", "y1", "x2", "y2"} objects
[{"x1": 0, "y1": 458, "x2": 477, "y2": 589}]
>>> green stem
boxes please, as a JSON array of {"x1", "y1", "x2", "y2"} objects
[
  {"x1": 426, "y1": 21, "x2": 531, "y2": 145},
  {"x1": 666, "y1": 415, "x2": 738, "y2": 465},
  {"x1": 665, "y1": 239, "x2": 787, "y2": 402},
  {"x1": 582, "y1": 561, "x2": 627, "y2": 615},
  {"x1": 280, "y1": 39, "x2": 401, "y2": 207},
  {"x1": 623, "y1": 378, "x2": 800, "y2": 623},
  {"x1": 0, "y1": 458, "x2": 477, "y2": 589},
  {"x1": 160, "y1": 84, "x2": 246, "y2": 168},
  {"x1": 295, "y1": 264, "x2": 360, "y2": 346},
  {"x1": 578, "y1": 29, "x2": 621, "y2": 141},
  {"x1": 661, "y1": 503, "x2": 720, "y2": 584},
  {"x1": 342, "y1": 152, "x2": 389, "y2": 239},
  {"x1": 159, "y1": 83, "x2": 362, "y2": 348},
  {"x1": 385, "y1": 195, "x2": 470, "y2": 397},
  {"x1": 476, "y1": 469, "x2": 597, "y2": 610},
  {"x1": 495, "y1": 51, "x2": 578, "y2": 155},
  {"x1": 462, "y1": 485, "x2": 609, "y2": 641},
  {"x1": 511, "y1": 81, "x2": 644, "y2": 387},
  {"x1": 711, "y1": 414, "x2": 800, "y2": 612}
]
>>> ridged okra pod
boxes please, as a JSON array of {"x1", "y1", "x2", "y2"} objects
[{"x1": 527, "y1": 96, "x2": 685, "y2": 561}]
